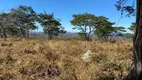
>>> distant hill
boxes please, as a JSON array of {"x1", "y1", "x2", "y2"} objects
[
  {"x1": 29, "y1": 32, "x2": 129, "y2": 41},
  {"x1": 29, "y1": 32, "x2": 78, "y2": 39}
]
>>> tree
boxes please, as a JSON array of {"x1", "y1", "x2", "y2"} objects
[
  {"x1": 70, "y1": 13, "x2": 96, "y2": 41},
  {"x1": 128, "y1": 22, "x2": 136, "y2": 32},
  {"x1": 94, "y1": 16, "x2": 115, "y2": 41},
  {"x1": 125, "y1": 22, "x2": 136, "y2": 40},
  {"x1": 116, "y1": 0, "x2": 142, "y2": 79},
  {"x1": 37, "y1": 12, "x2": 66, "y2": 40},
  {"x1": 93, "y1": 16, "x2": 126, "y2": 42},
  {"x1": 113, "y1": 26, "x2": 126, "y2": 33},
  {"x1": 124, "y1": 33, "x2": 134, "y2": 40},
  {"x1": 110, "y1": 26, "x2": 126, "y2": 41},
  {"x1": 10, "y1": 5, "x2": 37, "y2": 38}
]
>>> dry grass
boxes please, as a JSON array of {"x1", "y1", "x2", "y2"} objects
[{"x1": 0, "y1": 38, "x2": 132, "y2": 80}]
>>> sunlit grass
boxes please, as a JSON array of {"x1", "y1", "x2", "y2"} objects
[{"x1": 0, "y1": 38, "x2": 132, "y2": 80}]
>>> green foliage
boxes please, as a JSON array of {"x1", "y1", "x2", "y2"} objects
[
  {"x1": 0, "y1": 13, "x2": 9, "y2": 38},
  {"x1": 0, "y1": 4, "x2": 130, "y2": 41},
  {"x1": 6, "y1": 27, "x2": 19, "y2": 36},
  {"x1": 94, "y1": 16, "x2": 114, "y2": 42},
  {"x1": 10, "y1": 5, "x2": 37, "y2": 38},
  {"x1": 37, "y1": 12, "x2": 66, "y2": 40},
  {"x1": 70, "y1": 13, "x2": 96, "y2": 41},
  {"x1": 94, "y1": 16, "x2": 115, "y2": 36},
  {"x1": 77, "y1": 32, "x2": 88, "y2": 41},
  {"x1": 71, "y1": 13, "x2": 95, "y2": 28},
  {"x1": 124, "y1": 33, "x2": 134, "y2": 39},
  {"x1": 115, "y1": 0, "x2": 136, "y2": 16},
  {"x1": 112, "y1": 26, "x2": 126, "y2": 37},
  {"x1": 0, "y1": 5, "x2": 37, "y2": 38},
  {"x1": 0, "y1": 5, "x2": 66, "y2": 39},
  {"x1": 94, "y1": 16, "x2": 126, "y2": 42},
  {"x1": 113, "y1": 26, "x2": 126, "y2": 33},
  {"x1": 128, "y1": 22, "x2": 136, "y2": 32}
]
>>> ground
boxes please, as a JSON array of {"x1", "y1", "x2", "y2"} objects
[{"x1": 0, "y1": 38, "x2": 132, "y2": 80}]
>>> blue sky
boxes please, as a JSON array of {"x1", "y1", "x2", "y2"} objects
[{"x1": 0, "y1": 0, "x2": 136, "y2": 33}]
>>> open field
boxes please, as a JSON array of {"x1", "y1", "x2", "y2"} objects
[{"x1": 0, "y1": 38, "x2": 132, "y2": 80}]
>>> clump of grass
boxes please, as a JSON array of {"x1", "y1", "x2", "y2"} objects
[
  {"x1": 1, "y1": 42, "x2": 13, "y2": 47},
  {"x1": 24, "y1": 49, "x2": 36, "y2": 54},
  {"x1": 19, "y1": 63, "x2": 61, "y2": 79}
]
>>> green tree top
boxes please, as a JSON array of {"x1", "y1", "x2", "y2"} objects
[
  {"x1": 70, "y1": 13, "x2": 96, "y2": 41},
  {"x1": 94, "y1": 16, "x2": 115, "y2": 37},
  {"x1": 10, "y1": 5, "x2": 37, "y2": 37},
  {"x1": 37, "y1": 12, "x2": 66, "y2": 40},
  {"x1": 128, "y1": 22, "x2": 136, "y2": 32}
]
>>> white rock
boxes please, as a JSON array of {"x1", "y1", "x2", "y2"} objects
[{"x1": 82, "y1": 50, "x2": 93, "y2": 62}]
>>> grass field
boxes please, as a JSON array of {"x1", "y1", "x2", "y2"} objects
[{"x1": 0, "y1": 38, "x2": 132, "y2": 80}]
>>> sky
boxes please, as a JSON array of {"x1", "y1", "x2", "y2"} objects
[{"x1": 0, "y1": 0, "x2": 136, "y2": 33}]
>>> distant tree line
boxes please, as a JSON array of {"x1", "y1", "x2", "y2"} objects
[
  {"x1": 70, "y1": 13, "x2": 133, "y2": 41},
  {"x1": 0, "y1": 5, "x2": 66, "y2": 40},
  {"x1": 0, "y1": 5, "x2": 134, "y2": 41}
]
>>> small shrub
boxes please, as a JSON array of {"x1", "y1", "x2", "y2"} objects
[
  {"x1": 90, "y1": 53, "x2": 107, "y2": 63},
  {"x1": 19, "y1": 64, "x2": 61, "y2": 79},
  {"x1": 24, "y1": 49, "x2": 36, "y2": 54},
  {"x1": 1, "y1": 42, "x2": 13, "y2": 47}
]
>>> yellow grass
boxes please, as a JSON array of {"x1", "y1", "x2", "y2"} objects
[{"x1": 0, "y1": 38, "x2": 132, "y2": 80}]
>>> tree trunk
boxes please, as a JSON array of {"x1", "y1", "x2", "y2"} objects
[
  {"x1": 20, "y1": 27, "x2": 26, "y2": 38},
  {"x1": 0, "y1": 28, "x2": 2, "y2": 38},
  {"x1": 87, "y1": 26, "x2": 92, "y2": 41},
  {"x1": 26, "y1": 29, "x2": 30, "y2": 38},
  {"x1": 126, "y1": 0, "x2": 142, "y2": 79},
  {"x1": 3, "y1": 28, "x2": 7, "y2": 38},
  {"x1": 1, "y1": 28, "x2": 7, "y2": 38},
  {"x1": 86, "y1": 34, "x2": 90, "y2": 41},
  {"x1": 48, "y1": 33, "x2": 52, "y2": 40}
]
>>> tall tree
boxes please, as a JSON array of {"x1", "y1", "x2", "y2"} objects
[
  {"x1": 0, "y1": 13, "x2": 15, "y2": 38},
  {"x1": 93, "y1": 16, "x2": 126, "y2": 42},
  {"x1": 37, "y1": 12, "x2": 66, "y2": 40},
  {"x1": 70, "y1": 13, "x2": 96, "y2": 41},
  {"x1": 116, "y1": 0, "x2": 142, "y2": 79},
  {"x1": 10, "y1": 5, "x2": 37, "y2": 38},
  {"x1": 94, "y1": 16, "x2": 116, "y2": 42}
]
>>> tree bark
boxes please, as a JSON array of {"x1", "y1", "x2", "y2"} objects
[
  {"x1": 87, "y1": 26, "x2": 92, "y2": 41},
  {"x1": 48, "y1": 33, "x2": 52, "y2": 40},
  {"x1": 1, "y1": 27, "x2": 7, "y2": 38},
  {"x1": 19, "y1": 27, "x2": 26, "y2": 38},
  {"x1": 126, "y1": 0, "x2": 142, "y2": 80},
  {"x1": 26, "y1": 29, "x2": 30, "y2": 38}
]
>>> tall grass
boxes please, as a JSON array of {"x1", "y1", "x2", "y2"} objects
[{"x1": 0, "y1": 38, "x2": 132, "y2": 80}]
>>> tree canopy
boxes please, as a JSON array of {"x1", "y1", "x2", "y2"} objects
[
  {"x1": 70, "y1": 13, "x2": 96, "y2": 41},
  {"x1": 37, "y1": 12, "x2": 66, "y2": 40},
  {"x1": 0, "y1": 5, "x2": 130, "y2": 41},
  {"x1": 115, "y1": 0, "x2": 136, "y2": 17},
  {"x1": 128, "y1": 22, "x2": 136, "y2": 32},
  {"x1": 94, "y1": 16, "x2": 126, "y2": 42}
]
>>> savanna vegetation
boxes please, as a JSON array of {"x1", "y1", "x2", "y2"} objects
[
  {"x1": 0, "y1": 38, "x2": 132, "y2": 80},
  {"x1": 0, "y1": 0, "x2": 141, "y2": 80},
  {"x1": 0, "y1": 5, "x2": 135, "y2": 42}
]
